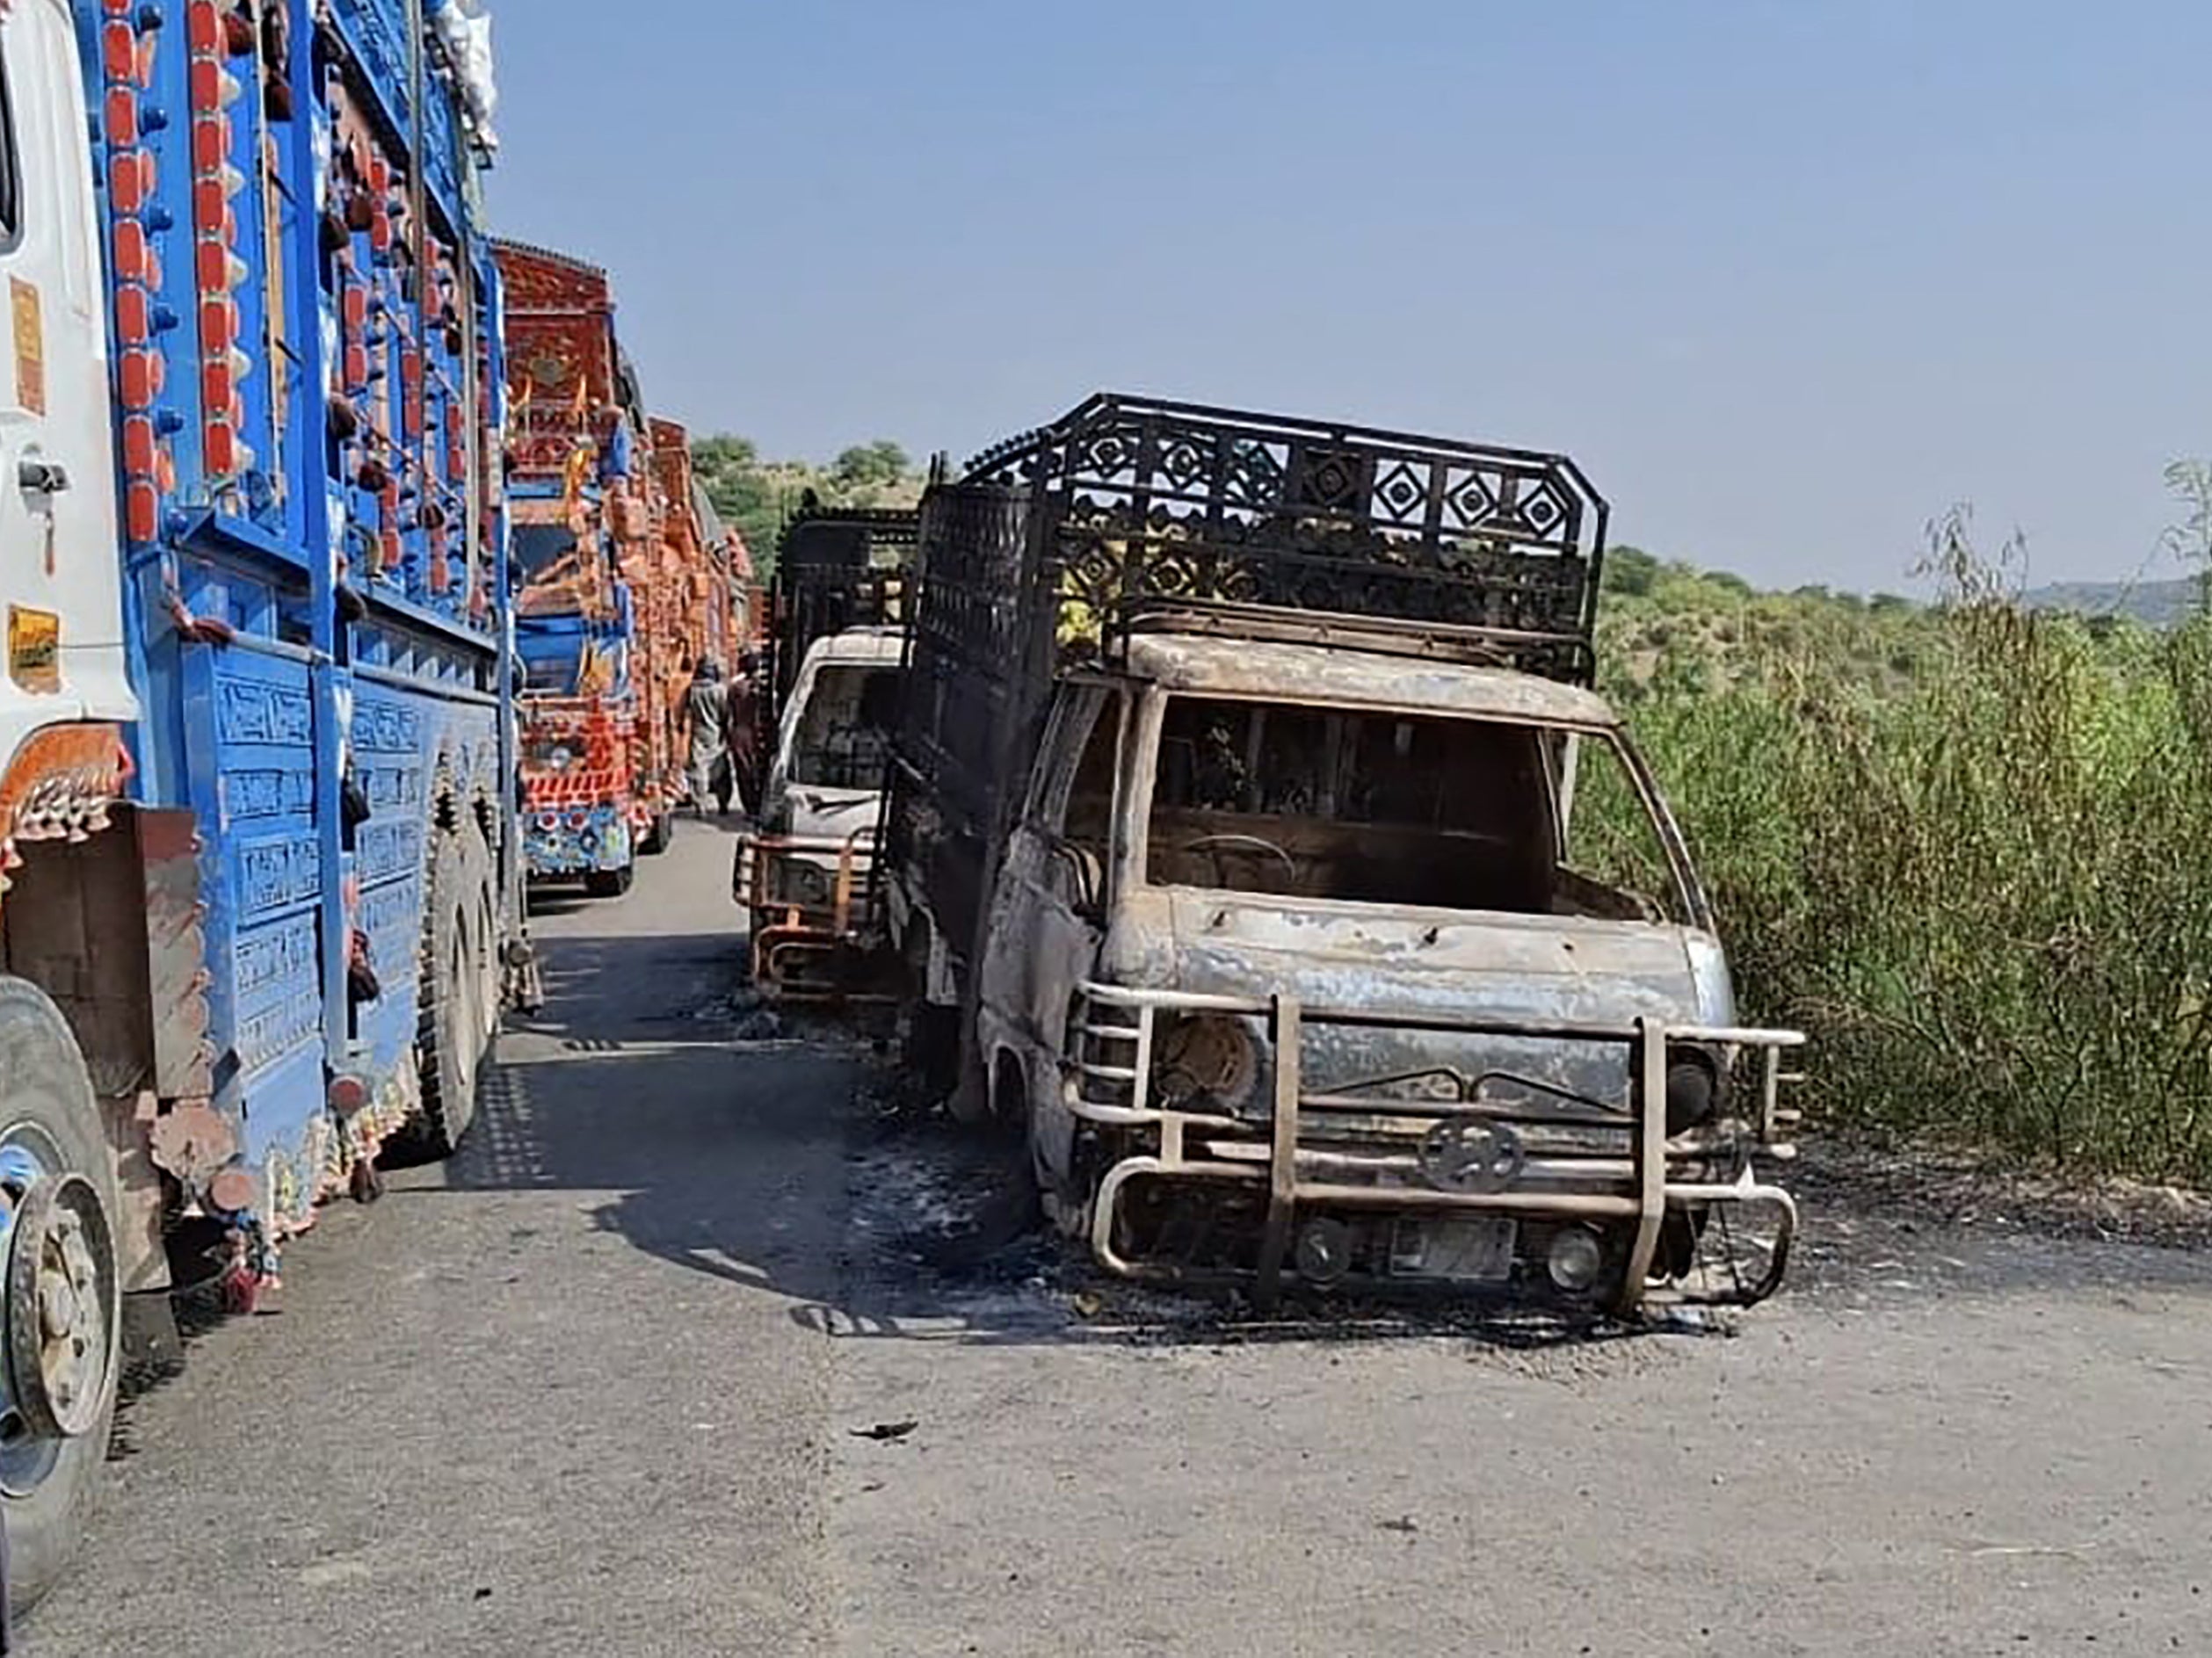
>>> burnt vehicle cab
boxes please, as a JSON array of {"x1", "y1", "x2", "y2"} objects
[
  {"x1": 894, "y1": 395, "x2": 1802, "y2": 1314},
  {"x1": 735, "y1": 504, "x2": 917, "y2": 997}
]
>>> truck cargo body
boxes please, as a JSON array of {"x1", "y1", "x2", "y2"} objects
[
  {"x1": 0, "y1": 0, "x2": 515, "y2": 1604},
  {"x1": 884, "y1": 395, "x2": 1804, "y2": 1314},
  {"x1": 495, "y1": 238, "x2": 651, "y2": 890}
]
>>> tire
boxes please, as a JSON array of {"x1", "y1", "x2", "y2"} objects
[
  {"x1": 584, "y1": 861, "x2": 634, "y2": 899},
  {"x1": 639, "y1": 813, "x2": 672, "y2": 857},
  {"x1": 412, "y1": 832, "x2": 484, "y2": 1158},
  {"x1": 0, "y1": 977, "x2": 122, "y2": 1612}
]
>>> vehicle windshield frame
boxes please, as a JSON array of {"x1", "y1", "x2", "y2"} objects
[
  {"x1": 784, "y1": 659, "x2": 903, "y2": 792},
  {"x1": 1119, "y1": 686, "x2": 1713, "y2": 932}
]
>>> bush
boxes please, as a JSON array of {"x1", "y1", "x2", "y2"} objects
[{"x1": 1616, "y1": 536, "x2": 2212, "y2": 1183}]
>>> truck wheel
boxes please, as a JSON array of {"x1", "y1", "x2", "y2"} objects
[
  {"x1": 0, "y1": 978, "x2": 122, "y2": 1612},
  {"x1": 412, "y1": 834, "x2": 484, "y2": 1157},
  {"x1": 639, "y1": 813, "x2": 672, "y2": 856},
  {"x1": 584, "y1": 861, "x2": 635, "y2": 899}
]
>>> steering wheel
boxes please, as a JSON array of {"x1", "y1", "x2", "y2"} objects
[{"x1": 1181, "y1": 832, "x2": 1298, "y2": 888}]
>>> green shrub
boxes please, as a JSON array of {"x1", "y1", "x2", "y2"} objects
[{"x1": 1614, "y1": 544, "x2": 2212, "y2": 1182}]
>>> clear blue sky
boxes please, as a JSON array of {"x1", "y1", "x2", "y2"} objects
[{"x1": 487, "y1": 1, "x2": 2208, "y2": 592}]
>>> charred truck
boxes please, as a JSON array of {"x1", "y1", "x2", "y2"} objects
[
  {"x1": 0, "y1": 0, "x2": 515, "y2": 1602},
  {"x1": 885, "y1": 395, "x2": 1804, "y2": 1314},
  {"x1": 734, "y1": 500, "x2": 915, "y2": 997}
]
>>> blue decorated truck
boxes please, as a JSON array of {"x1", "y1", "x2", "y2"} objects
[
  {"x1": 496, "y1": 237, "x2": 671, "y2": 896},
  {"x1": 0, "y1": 0, "x2": 523, "y2": 1604}
]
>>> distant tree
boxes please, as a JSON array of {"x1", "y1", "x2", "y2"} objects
[
  {"x1": 688, "y1": 433, "x2": 926, "y2": 579},
  {"x1": 830, "y1": 440, "x2": 913, "y2": 497},
  {"x1": 1604, "y1": 545, "x2": 1660, "y2": 597}
]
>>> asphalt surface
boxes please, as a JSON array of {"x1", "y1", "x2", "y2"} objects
[{"x1": 28, "y1": 821, "x2": 2212, "y2": 1655}]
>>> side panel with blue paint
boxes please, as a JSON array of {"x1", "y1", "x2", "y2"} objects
[
  {"x1": 179, "y1": 642, "x2": 333, "y2": 1222},
  {"x1": 352, "y1": 670, "x2": 499, "y2": 1125}
]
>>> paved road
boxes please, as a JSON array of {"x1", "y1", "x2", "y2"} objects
[{"x1": 29, "y1": 823, "x2": 2212, "y2": 1655}]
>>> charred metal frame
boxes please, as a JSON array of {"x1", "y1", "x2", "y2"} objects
[
  {"x1": 763, "y1": 505, "x2": 919, "y2": 746},
  {"x1": 1068, "y1": 983, "x2": 1803, "y2": 1313},
  {"x1": 733, "y1": 826, "x2": 886, "y2": 1003},
  {"x1": 893, "y1": 394, "x2": 1614, "y2": 988}
]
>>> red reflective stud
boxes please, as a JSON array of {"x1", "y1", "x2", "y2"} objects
[
  {"x1": 105, "y1": 90, "x2": 141, "y2": 148},
  {"x1": 121, "y1": 416, "x2": 156, "y2": 477},
  {"x1": 192, "y1": 114, "x2": 226, "y2": 173},
  {"x1": 199, "y1": 299, "x2": 236, "y2": 353},
  {"x1": 109, "y1": 150, "x2": 144, "y2": 215},
  {"x1": 102, "y1": 21, "x2": 135, "y2": 82},
  {"x1": 126, "y1": 481, "x2": 162, "y2": 546},
  {"x1": 118, "y1": 350, "x2": 156, "y2": 411},
  {"x1": 112, "y1": 220, "x2": 149, "y2": 283},
  {"x1": 204, "y1": 422, "x2": 238, "y2": 480},
  {"x1": 115, "y1": 286, "x2": 152, "y2": 345},
  {"x1": 185, "y1": 0, "x2": 221, "y2": 57}
]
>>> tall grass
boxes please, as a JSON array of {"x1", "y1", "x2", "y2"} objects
[{"x1": 1615, "y1": 519, "x2": 2212, "y2": 1182}]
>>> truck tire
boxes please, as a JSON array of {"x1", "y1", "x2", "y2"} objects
[
  {"x1": 584, "y1": 860, "x2": 634, "y2": 899},
  {"x1": 639, "y1": 812, "x2": 672, "y2": 856},
  {"x1": 411, "y1": 832, "x2": 485, "y2": 1157},
  {"x1": 0, "y1": 978, "x2": 122, "y2": 1612}
]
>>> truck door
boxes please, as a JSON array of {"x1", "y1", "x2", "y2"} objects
[
  {"x1": 977, "y1": 683, "x2": 1121, "y2": 1127},
  {"x1": 0, "y1": 0, "x2": 134, "y2": 754}
]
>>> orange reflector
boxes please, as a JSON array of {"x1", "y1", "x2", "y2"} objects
[
  {"x1": 112, "y1": 220, "x2": 149, "y2": 282},
  {"x1": 185, "y1": 0, "x2": 221, "y2": 56},
  {"x1": 105, "y1": 90, "x2": 140, "y2": 148},
  {"x1": 115, "y1": 286, "x2": 151, "y2": 345},
  {"x1": 118, "y1": 350, "x2": 156, "y2": 411},
  {"x1": 101, "y1": 20, "x2": 135, "y2": 81},
  {"x1": 121, "y1": 416, "x2": 156, "y2": 476},
  {"x1": 108, "y1": 150, "x2": 144, "y2": 214},
  {"x1": 126, "y1": 481, "x2": 161, "y2": 545}
]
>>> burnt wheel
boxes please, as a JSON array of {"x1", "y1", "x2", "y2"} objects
[{"x1": 0, "y1": 978, "x2": 122, "y2": 1611}]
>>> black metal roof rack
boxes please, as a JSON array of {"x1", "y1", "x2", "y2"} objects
[
  {"x1": 953, "y1": 392, "x2": 1607, "y2": 684},
  {"x1": 762, "y1": 502, "x2": 921, "y2": 727},
  {"x1": 777, "y1": 497, "x2": 922, "y2": 573}
]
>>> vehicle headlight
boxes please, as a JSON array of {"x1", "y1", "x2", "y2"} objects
[
  {"x1": 1153, "y1": 1014, "x2": 1261, "y2": 1113},
  {"x1": 773, "y1": 858, "x2": 832, "y2": 907},
  {"x1": 1664, "y1": 1046, "x2": 1724, "y2": 1135}
]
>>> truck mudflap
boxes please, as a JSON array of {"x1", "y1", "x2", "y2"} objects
[
  {"x1": 1063, "y1": 984, "x2": 1805, "y2": 1314},
  {"x1": 733, "y1": 827, "x2": 883, "y2": 1003}
]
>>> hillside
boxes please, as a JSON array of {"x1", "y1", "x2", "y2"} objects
[{"x1": 2020, "y1": 576, "x2": 2202, "y2": 628}]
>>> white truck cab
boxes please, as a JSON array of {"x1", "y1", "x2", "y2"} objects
[
  {"x1": 761, "y1": 625, "x2": 904, "y2": 846},
  {"x1": 0, "y1": 0, "x2": 136, "y2": 785}
]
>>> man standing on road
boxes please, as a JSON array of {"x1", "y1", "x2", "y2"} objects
[
  {"x1": 682, "y1": 657, "x2": 727, "y2": 817},
  {"x1": 719, "y1": 650, "x2": 765, "y2": 822}
]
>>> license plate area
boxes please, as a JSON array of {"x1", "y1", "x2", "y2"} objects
[{"x1": 1389, "y1": 1216, "x2": 1517, "y2": 1282}]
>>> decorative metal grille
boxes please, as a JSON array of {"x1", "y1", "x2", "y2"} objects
[
  {"x1": 964, "y1": 394, "x2": 1606, "y2": 673},
  {"x1": 890, "y1": 394, "x2": 1611, "y2": 975}
]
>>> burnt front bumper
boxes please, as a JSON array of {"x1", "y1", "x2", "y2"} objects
[
  {"x1": 733, "y1": 828, "x2": 881, "y2": 1001},
  {"x1": 1063, "y1": 983, "x2": 1805, "y2": 1314}
]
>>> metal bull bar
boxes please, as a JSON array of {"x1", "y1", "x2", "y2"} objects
[
  {"x1": 1064, "y1": 984, "x2": 1806, "y2": 1314},
  {"x1": 735, "y1": 827, "x2": 884, "y2": 1002}
]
